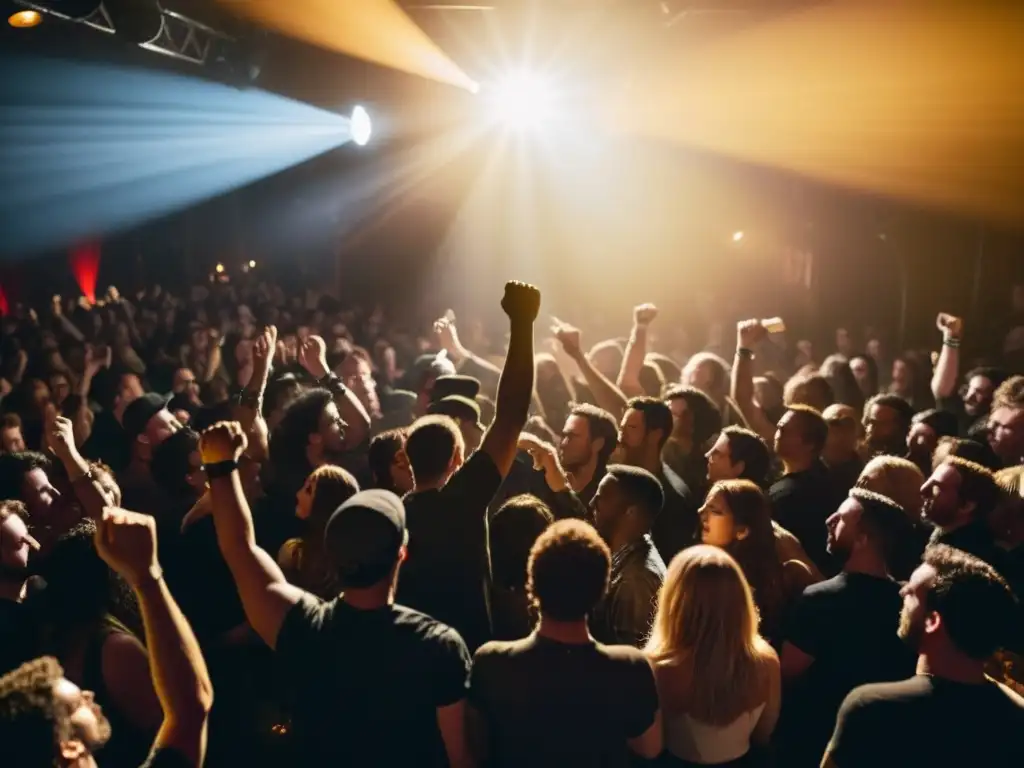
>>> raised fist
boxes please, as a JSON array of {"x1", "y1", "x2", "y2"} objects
[
  {"x1": 94, "y1": 508, "x2": 159, "y2": 587},
  {"x1": 252, "y1": 325, "x2": 278, "y2": 367},
  {"x1": 551, "y1": 318, "x2": 583, "y2": 359},
  {"x1": 736, "y1": 319, "x2": 767, "y2": 349},
  {"x1": 501, "y1": 281, "x2": 541, "y2": 323},
  {"x1": 200, "y1": 421, "x2": 248, "y2": 465},
  {"x1": 47, "y1": 415, "x2": 77, "y2": 460},
  {"x1": 298, "y1": 335, "x2": 329, "y2": 380},
  {"x1": 936, "y1": 313, "x2": 963, "y2": 339},
  {"x1": 633, "y1": 303, "x2": 658, "y2": 327}
]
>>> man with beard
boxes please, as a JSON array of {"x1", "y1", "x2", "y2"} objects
[
  {"x1": 921, "y1": 456, "x2": 1004, "y2": 570},
  {"x1": 617, "y1": 397, "x2": 699, "y2": 562},
  {"x1": 862, "y1": 394, "x2": 914, "y2": 459},
  {"x1": 987, "y1": 375, "x2": 1024, "y2": 468},
  {"x1": 776, "y1": 489, "x2": 915, "y2": 767},
  {"x1": 0, "y1": 501, "x2": 40, "y2": 674},
  {"x1": 557, "y1": 403, "x2": 619, "y2": 506},
  {"x1": 930, "y1": 312, "x2": 1005, "y2": 438},
  {"x1": 0, "y1": 508, "x2": 212, "y2": 767},
  {"x1": 823, "y1": 545, "x2": 1024, "y2": 768},
  {"x1": 906, "y1": 409, "x2": 959, "y2": 477}
]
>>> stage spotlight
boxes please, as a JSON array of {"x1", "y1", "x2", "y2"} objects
[
  {"x1": 486, "y1": 71, "x2": 557, "y2": 130},
  {"x1": 732, "y1": 231, "x2": 745, "y2": 242},
  {"x1": 351, "y1": 105, "x2": 372, "y2": 147},
  {"x1": 8, "y1": 10, "x2": 43, "y2": 28}
]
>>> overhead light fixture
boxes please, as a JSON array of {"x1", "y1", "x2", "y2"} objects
[
  {"x1": 351, "y1": 105, "x2": 372, "y2": 147},
  {"x1": 8, "y1": 10, "x2": 43, "y2": 28},
  {"x1": 732, "y1": 231, "x2": 745, "y2": 242}
]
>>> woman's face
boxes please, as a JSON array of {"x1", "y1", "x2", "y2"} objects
[
  {"x1": 699, "y1": 491, "x2": 745, "y2": 549},
  {"x1": 295, "y1": 474, "x2": 317, "y2": 520}
]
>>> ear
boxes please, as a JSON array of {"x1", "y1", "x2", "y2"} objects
[
  {"x1": 308, "y1": 433, "x2": 323, "y2": 447},
  {"x1": 960, "y1": 500, "x2": 977, "y2": 519},
  {"x1": 734, "y1": 525, "x2": 750, "y2": 541},
  {"x1": 398, "y1": 544, "x2": 408, "y2": 564},
  {"x1": 733, "y1": 459, "x2": 746, "y2": 478},
  {"x1": 592, "y1": 436, "x2": 605, "y2": 456},
  {"x1": 924, "y1": 610, "x2": 943, "y2": 636}
]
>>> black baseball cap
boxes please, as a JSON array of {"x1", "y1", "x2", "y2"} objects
[
  {"x1": 432, "y1": 374, "x2": 480, "y2": 402},
  {"x1": 428, "y1": 395, "x2": 484, "y2": 432},
  {"x1": 122, "y1": 393, "x2": 171, "y2": 442},
  {"x1": 324, "y1": 490, "x2": 407, "y2": 589}
]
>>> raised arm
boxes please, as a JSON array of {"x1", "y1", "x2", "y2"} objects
[
  {"x1": 478, "y1": 282, "x2": 540, "y2": 478},
  {"x1": 931, "y1": 313, "x2": 963, "y2": 400},
  {"x1": 731, "y1": 319, "x2": 777, "y2": 444},
  {"x1": 93, "y1": 508, "x2": 213, "y2": 767},
  {"x1": 434, "y1": 315, "x2": 502, "y2": 395},
  {"x1": 617, "y1": 304, "x2": 657, "y2": 398},
  {"x1": 554, "y1": 320, "x2": 628, "y2": 420},
  {"x1": 299, "y1": 335, "x2": 371, "y2": 450},
  {"x1": 200, "y1": 422, "x2": 307, "y2": 649},
  {"x1": 231, "y1": 325, "x2": 276, "y2": 464},
  {"x1": 48, "y1": 415, "x2": 113, "y2": 519}
]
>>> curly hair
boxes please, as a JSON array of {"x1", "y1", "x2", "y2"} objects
[
  {"x1": 993, "y1": 375, "x2": 1024, "y2": 412},
  {"x1": 0, "y1": 656, "x2": 70, "y2": 766},
  {"x1": 527, "y1": 519, "x2": 610, "y2": 621}
]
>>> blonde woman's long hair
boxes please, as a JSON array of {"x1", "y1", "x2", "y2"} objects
[{"x1": 645, "y1": 545, "x2": 772, "y2": 726}]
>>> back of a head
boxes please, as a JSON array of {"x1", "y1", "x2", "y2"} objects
[
  {"x1": 271, "y1": 388, "x2": 333, "y2": 472},
  {"x1": 606, "y1": 464, "x2": 665, "y2": 524},
  {"x1": 721, "y1": 426, "x2": 771, "y2": 487},
  {"x1": 786, "y1": 374, "x2": 835, "y2": 414},
  {"x1": 665, "y1": 386, "x2": 722, "y2": 446},
  {"x1": 933, "y1": 436, "x2": 999, "y2": 472},
  {"x1": 368, "y1": 429, "x2": 405, "y2": 491},
  {"x1": 857, "y1": 455, "x2": 925, "y2": 518},
  {"x1": 0, "y1": 656, "x2": 66, "y2": 767},
  {"x1": 786, "y1": 404, "x2": 828, "y2": 456},
  {"x1": 647, "y1": 354, "x2": 682, "y2": 391},
  {"x1": 405, "y1": 415, "x2": 463, "y2": 486},
  {"x1": 684, "y1": 352, "x2": 729, "y2": 398},
  {"x1": 922, "y1": 544, "x2": 1018, "y2": 659},
  {"x1": 646, "y1": 546, "x2": 763, "y2": 724},
  {"x1": 627, "y1": 396, "x2": 674, "y2": 448},
  {"x1": 944, "y1": 455, "x2": 1000, "y2": 514},
  {"x1": 993, "y1": 375, "x2": 1024, "y2": 411},
  {"x1": 639, "y1": 363, "x2": 666, "y2": 398},
  {"x1": 866, "y1": 393, "x2": 915, "y2": 433},
  {"x1": 527, "y1": 519, "x2": 610, "y2": 621},
  {"x1": 492, "y1": 495, "x2": 554, "y2": 591},
  {"x1": 848, "y1": 487, "x2": 913, "y2": 568},
  {"x1": 308, "y1": 465, "x2": 360, "y2": 531}
]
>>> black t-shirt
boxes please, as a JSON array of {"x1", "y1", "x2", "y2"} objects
[
  {"x1": 469, "y1": 634, "x2": 658, "y2": 768},
  {"x1": 276, "y1": 595, "x2": 471, "y2": 767},
  {"x1": 650, "y1": 462, "x2": 700, "y2": 563},
  {"x1": 828, "y1": 675, "x2": 1024, "y2": 768},
  {"x1": 398, "y1": 451, "x2": 503, "y2": 650},
  {"x1": 770, "y1": 460, "x2": 842, "y2": 576},
  {"x1": 778, "y1": 572, "x2": 915, "y2": 766},
  {"x1": 0, "y1": 598, "x2": 33, "y2": 675}
]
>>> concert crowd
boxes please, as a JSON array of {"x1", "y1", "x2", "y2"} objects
[{"x1": 0, "y1": 275, "x2": 1022, "y2": 767}]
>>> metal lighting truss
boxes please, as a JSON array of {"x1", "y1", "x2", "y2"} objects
[{"x1": 13, "y1": 1, "x2": 236, "y2": 66}]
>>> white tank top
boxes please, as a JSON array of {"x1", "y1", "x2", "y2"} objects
[{"x1": 664, "y1": 703, "x2": 766, "y2": 764}]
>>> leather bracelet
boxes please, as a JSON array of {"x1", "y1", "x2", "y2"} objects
[
  {"x1": 316, "y1": 372, "x2": 348, "y2": 394},
  {"x1": 737, "y1": 347, "x2": 755, "y2": 359},
  {"x1": 204, "y1": 459, "x2": 239, "y2": 479},
  {"x1": 942, "y1": 338, "x2": 961, "y2": 349}
]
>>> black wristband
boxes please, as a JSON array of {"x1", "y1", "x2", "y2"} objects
[
  {"x1": 316, "y1": 372, "x2": 347, "y2": 394},
  {"x1": 737, "y1": 347, "x2": 755, "y2": 359},
  {"x1": 205, "y1": 460, "x2": 239, "y2": 479}
]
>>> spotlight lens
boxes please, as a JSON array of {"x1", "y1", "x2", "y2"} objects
[
  {"x1": 351, "y1": 106, "x2": 372, "y2": 147},
  {"x1": 8, "y1": 10, "x2": 43, "y2": 28},
  {"x1": 488, "y1": 71, "x2": 556, "y2": 130},
  {"x1": 732, "y1": 231, "x2": 745, "y2": 242}
]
